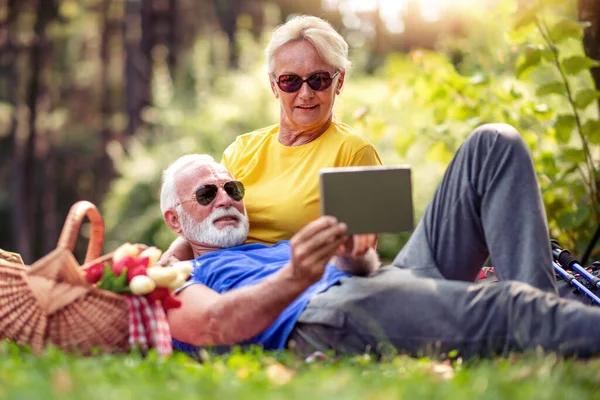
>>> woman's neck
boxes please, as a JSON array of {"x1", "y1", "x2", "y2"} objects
[{"x1": 278, "y1": 117, "x2": 333, "y2": 147}]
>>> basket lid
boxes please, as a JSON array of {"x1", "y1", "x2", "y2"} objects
[{"x1": 24, "y1": 248, "x2": 91, "y2": 315}]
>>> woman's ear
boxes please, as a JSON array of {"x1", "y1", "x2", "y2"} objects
[
  {"x1": 164, "y1": 209, "x2": 183, "y2": 234},
  {"x1": 269, "y1": 73, "x2": 279, "y2": 99},
  {"x1": 336, "y1": 70, "x2": 346, "y2": 95}
]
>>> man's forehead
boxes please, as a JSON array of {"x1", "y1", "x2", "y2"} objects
[{"x1": 179, "y1": 162, "x2": 232, "y2": 184}]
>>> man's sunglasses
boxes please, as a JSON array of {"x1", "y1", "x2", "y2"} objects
[
  {"x1": 179, "y1": 181, "x2": 245, "y2": 207},
  {"x1": 273, "y1": 71, "x2": 340, "y2": 93}
]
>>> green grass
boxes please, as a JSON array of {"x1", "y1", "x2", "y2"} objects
[{"x1": 1, "y1": 342, "x2": 599, "y2": 400}]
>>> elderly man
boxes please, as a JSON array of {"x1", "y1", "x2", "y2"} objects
[{"x1": 162, "y1": 143, "x2": 600, "y2": 360}]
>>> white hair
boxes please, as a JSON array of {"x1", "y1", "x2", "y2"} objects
[
  {"x1": 160, "y1": 154, "x2": 217, "y2": 214},
  {"x1": 265, "y1": 15, "x2": 352, "y2": 74}
]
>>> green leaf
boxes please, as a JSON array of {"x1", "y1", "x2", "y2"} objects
[
  {"x1": 506, "y1": 24, "x2": 536, "y2": 44},
  {"x1": 516, "y1": 47, "x2": 542, "y2": 78},
  {"x1": 97, "y1": 264, "x2": 131, "y2": 294},
  {"x1": 514, "y1": 5, "x2": 541, "y2": 30},
  {"x1": 513, "y1": 0, "x2": 565, "y2": 30},
  {"x1": 433, "y1": 107, "x2": 448, "y2": 125},
  {"x1": 554, "y1": 114, "x2": 576, "y2": 143},
  {"x1": 574, "y1": 89, "x2": 600, "y2": 109},
  {"x1": 582, "y1": 119, "x2": 600, "y2": 144},
  {"x1": 535, "y1": 81, "x2": 565, "y2": 97},
  {"x1": 394, "y1": 130, "x2": 416, "y2": 158},
  {"x1": 561, "y1": 56, "x2": 600, "y2": 76},
  {"x1": 558, "y1": 207, "x2": 590, "y2": 230},
  {"x1": 509, "y1": 86, "x2": 523, "y2": 100},
  {"x1": 448, "y1": 104, "x2": 475, "y2": 120},
  {"x1": 548, "y1": 19, "x2": 586, "y2": 43},
  {"x1": 540, "y1": 47, "x2": 555, "y2": 62},
  {"x1": 557, "y1": 164, "x2": 579, "y2": 181},
  {"x1": 426, "y1": 141, "x2": 454, "y2": 165},
  {"x1": 539, "y1": 151, "x2": 558, "y2": 175},
  {"x1": 561, "y1": 148, "x2": 585, "y2": 163}
]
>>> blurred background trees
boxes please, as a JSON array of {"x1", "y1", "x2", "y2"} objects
[{"x1": 0, "y1": 0, "x2": 599, "y2": 263}]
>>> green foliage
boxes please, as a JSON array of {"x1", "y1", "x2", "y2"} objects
[
  {"x1": 101, "y1": 31, "x2": 404, "y2": 257},
  {"x1": 102, "y1": 0, "x2": 600, "y2": 259},
  {"x1": 1, "y1": 341, "x2": 600, "y2": 400},
  {"x1": 96, "y1": 264, "x2": 131, "y2": 294},
  {"x1": 102, "y1": 34, "x2": 280, "y2": 252},
  {"x1": 373, "y1": 0, "x2": 600, "y2": 255}
]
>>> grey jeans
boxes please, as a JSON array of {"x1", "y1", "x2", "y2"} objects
[{"x1": 289, "y1": 124, "x2": 600, "y2": 359}]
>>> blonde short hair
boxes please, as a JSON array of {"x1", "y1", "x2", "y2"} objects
[{"x1": 265, "y1": 15, "x2": 351, "y2": 74}]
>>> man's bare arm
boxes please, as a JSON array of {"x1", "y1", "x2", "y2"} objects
[
  {"x1": 168, "y1": 264, "x2": 312, "y2": 346},
  {"x1": 167, "y1": 216, "x2": 347, "y2": 346}
]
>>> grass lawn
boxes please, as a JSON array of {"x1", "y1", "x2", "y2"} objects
[{"x1": 1, "y1": 342, "x2": 599, "y2": 400}]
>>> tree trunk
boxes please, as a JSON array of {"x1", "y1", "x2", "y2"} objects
[
  {"x1": 39, "y1": 6, "x2": 58, "y2": 256},
  {"x1": 4, "y1": 0, "x2": 20, "y2": 253},
  {"x1": 212, "y1": 0, "x2": 240, "y2": 68},
  {"x1": 95, "y1": 0, "x2": 117, "y2": 203},
  {"x1": 167, "y1": 0, "x2": 178, "y2": 76},
  {"x1": 579, "y1": 0, "x2": 600, "y2": 116},
  {"x1": 124, "y1": 0, "x2": 152, "y2": 136},
  {"x1": 22, "y1": 0, "x2": 55, "y2": 260},
  {"x1": 11, "y1": 0, "x2": 53, "y2": 262}
]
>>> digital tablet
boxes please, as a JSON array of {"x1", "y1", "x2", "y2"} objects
[{"x1": 319, "y1": 165, "x2": 414, "y2": 235}]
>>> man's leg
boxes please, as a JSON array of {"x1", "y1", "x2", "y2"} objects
[
  {"x1": 288, "y1": 267, "x2": 600, "y2": 358},
  {"x1": 393, "y1": 123, "x2": 557, "y2": 293}
]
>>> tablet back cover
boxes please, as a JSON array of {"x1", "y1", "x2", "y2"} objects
[{"x1": 319, "y1": 166, "x2": 414, "y2": 235}]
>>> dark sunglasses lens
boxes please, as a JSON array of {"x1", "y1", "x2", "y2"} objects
[
  {"x1": 307, "y1": 72, "x2": 333, "y2": 91},
  {"x1": 277, "y1": 75, "x2": 303, "y2": 93},
  {"x1": 195, "y1": 185, "x2": 218, "y2": 205},
  {"x1": 224, "y1": 181, "x2": 245, "y2": 201}
]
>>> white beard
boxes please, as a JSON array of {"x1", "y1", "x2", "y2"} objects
[{"x1": 179, "y1": 207, "x2": 249, "y2": 248}]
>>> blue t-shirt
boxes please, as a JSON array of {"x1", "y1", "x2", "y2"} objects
[{"x1": 172, "y1": 241, "x2": 349, "y2": 354}]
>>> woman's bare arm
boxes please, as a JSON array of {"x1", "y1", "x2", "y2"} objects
[{"x1": 157, "y1": 236, "x2": 194, "y2": 266}]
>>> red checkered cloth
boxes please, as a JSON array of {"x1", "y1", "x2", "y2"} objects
[
  {"x1": 477, "y1": 267, "x2": 497, "y2": 282},
  {"x1": 125, "y1": 295, "x2": 173, "y2": 357}
]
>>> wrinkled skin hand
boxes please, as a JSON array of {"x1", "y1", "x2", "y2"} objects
[
  {"x1": 337, "y1": 234, "x2": 378, "y2": 259},
  {"x1": 289, "y1": 216, "x2": 347, "y2": 284},
  {"x1": 156, "y1": 253, "x2": 182, "y2": 268},
  {"x1": 157, "y1": 236, "x2": 193, "y2": 267}
]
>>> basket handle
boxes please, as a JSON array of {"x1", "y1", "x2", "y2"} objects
[{"x1": 57, "y1": 201, "x2": 105, "y2": 264}]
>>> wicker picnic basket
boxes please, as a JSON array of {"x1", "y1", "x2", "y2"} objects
[{"x1": 0, "y1": 201, "x2": 131, "y2": 354}]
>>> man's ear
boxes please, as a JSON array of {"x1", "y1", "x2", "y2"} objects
[
  {"x1": 269, "y1": 73, "x2": 279, "y2": 99},
  {"x1": 164, "y1": 209, "x2": 183, "y2": 234}
]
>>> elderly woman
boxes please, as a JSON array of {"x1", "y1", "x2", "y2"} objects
[
  {"x1": 223, "y1": 15, "x2": 381, "y2": 244},
  {"x1": 162, "y1": 15, "x2": 381, "y2": 262}
]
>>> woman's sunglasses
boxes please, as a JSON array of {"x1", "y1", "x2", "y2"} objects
[
  {"x1": 179, "y1": 181, "x2": 245, "y2": 207},
  {"x1": 273, "y1": 71, "x2": 340, "y2": 93}
]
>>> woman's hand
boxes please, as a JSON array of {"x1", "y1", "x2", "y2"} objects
[
  {"x1": 337, "y1": 234, "x2": 378, "y2": 259},
  {"x1": 334, "y1": 234, "x2": 380, "y2": 276},
  {"x1": 157, "y1": 236, "x2": 194, "y2": 267}
]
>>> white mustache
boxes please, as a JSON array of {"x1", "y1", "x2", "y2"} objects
[{"x1": 208, "y1": 207, "x2": 245, "y2": 223}]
